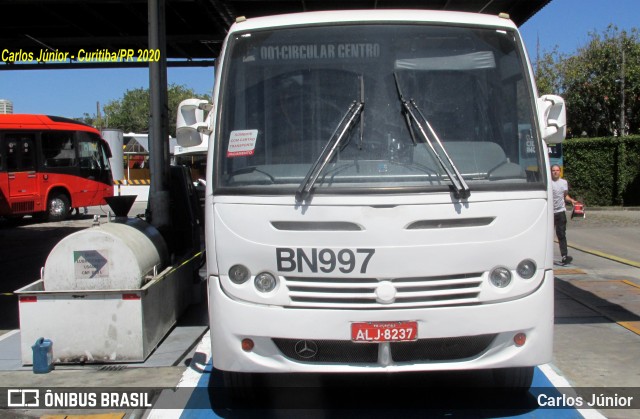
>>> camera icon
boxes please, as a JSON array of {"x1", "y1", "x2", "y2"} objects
[{"x1": 7, "y1": 389, "x2": 40, "y2": 407}]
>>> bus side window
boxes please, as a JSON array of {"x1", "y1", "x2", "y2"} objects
[
  {"x1": 20, "y1": 137, "x2": 35, "y2": 170},
  {"x1": 0, "y1": 139, "x2": 4, "y2": 171},
  {"x1": 6, "y1": 134, "x2": 36, "y2": 171},
  {"x1": 99, "y1": 143, "x2": 112, "y2": 170},
  {"x1": 78, "y1": 132, "x2": 104, "y2": 170},
  {"x1": 7, "y1": 141, "x2": 17, "y2": 171},
  {"x1": 41, "y1": 131, "x2": 76, "y2": 168}
]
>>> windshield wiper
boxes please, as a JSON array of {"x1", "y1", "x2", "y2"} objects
[
  {"x1": 393, "y1": 72, "x2": 470, "y2": 199},
  {"x1": 295, "y1": 78, "x2": 365, "y2": 203},
  {"x1": 229, "y1": 166, "x2": 276, "y2": 184}
]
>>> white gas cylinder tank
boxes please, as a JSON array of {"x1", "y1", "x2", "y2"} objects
[{"x1": 43, "y1": 218, "x2": 169, "y2": 291}]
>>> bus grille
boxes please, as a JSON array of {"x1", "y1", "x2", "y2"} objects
[
  {"x1": 272, "y1": 334, "x2": 496, "y2": 364},
  {"x1": 284, "y1": 273, "x2": 484, "y2": 309},
  {"x1": 11, "y1": 201, "x2": 35, "y2": 213}
]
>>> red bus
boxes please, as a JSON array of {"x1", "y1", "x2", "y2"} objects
[{"x1": 0, "y1": 114, "x2": 114, "y2": 221}]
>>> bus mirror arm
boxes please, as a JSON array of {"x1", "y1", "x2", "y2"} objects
[
  {"x1": 176, "y1": 98, "x2": 211, "y2": 147},
  {"x1": 198, "y1": 103, "x2": 213, "y2": 112}
]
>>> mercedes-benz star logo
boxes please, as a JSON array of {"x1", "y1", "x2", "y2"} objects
[{"x1": 294, "y1": 340, "x2": 318, "y2": 359}]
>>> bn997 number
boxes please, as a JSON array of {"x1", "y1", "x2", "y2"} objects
[{"x1": 276, "y1": 248, "x2": 375, "y2": 274}]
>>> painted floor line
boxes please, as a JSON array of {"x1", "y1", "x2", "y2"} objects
[
  {"x1": 0, "y1": 329, "x2": 19, "y2": 343},
  {"x1": 146, "y1": 331, "x2": 213, "y2": 419},
  {"x1": 567, "y1": 241, "x2": 640, "y2": 268},
  {"x1": 623, "y1": 279, "x2": 640, "y2": 289},
  {"x1": 618, "y1": 321, "x2": 640, "y2": 335},
  {"x1": 539, "y1": 364, "x2": 606, "y2": 419},
  {"x1": 557, "y1": 279, "x2": 640, "y2": 337}
]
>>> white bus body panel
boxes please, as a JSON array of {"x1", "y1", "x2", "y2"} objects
[
  {"x1": 207, "y1": 192, "x2": 554, "y2": 372},
  {"x1": 228, "y1": 10, "x2": 518, "y2": 32}
]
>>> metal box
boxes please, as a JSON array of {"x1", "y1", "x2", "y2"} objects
[{"x1": 15, "y1": 257, "x2": 195, "y2": 364}]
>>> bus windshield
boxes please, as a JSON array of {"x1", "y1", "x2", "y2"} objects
[{"x1": 217, "y1": 23, "x2": 543, "y2": 195}]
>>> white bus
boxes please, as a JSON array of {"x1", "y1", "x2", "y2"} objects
[{"x1": 177, "y1": 10, "x2": 566, "y2": 392}]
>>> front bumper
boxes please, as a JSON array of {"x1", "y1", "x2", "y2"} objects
[{"x1": 209, "y1": 269, "x2": 554, "y2": 373}]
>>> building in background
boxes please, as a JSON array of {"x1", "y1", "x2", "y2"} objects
[{"x1": 0, "y1": 99, "x2": 13, "y2": 114}]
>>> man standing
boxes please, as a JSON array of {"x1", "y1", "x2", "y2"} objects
[{"x1": 551, "y1": 164, "x2": 578, "y2": 265}]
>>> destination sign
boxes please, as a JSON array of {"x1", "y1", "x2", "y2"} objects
[{"x1": 259, "y1": 43, "x2": 380, "y2": 60}]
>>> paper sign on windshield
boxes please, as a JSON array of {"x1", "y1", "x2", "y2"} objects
[{"x1": 227, "y1": 130, "x2": 258, "y2": 157}]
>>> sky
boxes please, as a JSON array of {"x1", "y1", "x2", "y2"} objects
[{"x1": 1, "y1": 0, "x2": 639, "y2": 119}]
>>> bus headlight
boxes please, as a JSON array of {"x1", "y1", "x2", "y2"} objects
[
  {"x1": 229, "y1": 264, "x2": 250, "y2": 284},
  {"x1": 516, "y1": 259, "x2": 537, "y2": 279},
  {"x1": 489, "y1": 267, "x2": 512, "y2": 288},
  {"x1": 255, "y1": 272, "x2": 277, "y2": 293}
]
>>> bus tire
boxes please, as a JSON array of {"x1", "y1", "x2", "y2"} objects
[
  {"x1": 492, "y1": 366, "x2": 534, "y2": 390},
  {"x1": 47, "y1": 193, "x2": 70, "y2": 222},
  {"x1": 222, "y1": 371, "x2": 258, "y2": 405}
]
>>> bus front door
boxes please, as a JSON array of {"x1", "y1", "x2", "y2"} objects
[
  {"x1": 6, "y1": 134, "x2": 38, "y2": 202},
  {"x1": 77, "y1": 135, "x2": 113, "y2": 206}
]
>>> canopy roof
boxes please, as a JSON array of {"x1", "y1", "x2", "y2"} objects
[{"x1": 1, "y1": 0, "x2": 550, "y2": 69}]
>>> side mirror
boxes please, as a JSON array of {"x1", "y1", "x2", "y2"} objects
[
  {"x1": 538, "y1": 95, "x2": 566, "y2": 144},
  {"x1": 103, "y1": 143, "x2": 113, "y2": 159},
  {"x1": 176, "y1": 98, "x2": 212, "y2": 147}
]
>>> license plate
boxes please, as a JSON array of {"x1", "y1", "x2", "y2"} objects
[{"x1": 351, "y1": 321, "x2": 418, "y2": 342}]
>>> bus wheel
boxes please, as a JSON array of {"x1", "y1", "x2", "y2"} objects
[
  {"x1": 492, "y1": 366, "x2": 534, "y2": 390},
  {"x1": 47, "y1": 194, "x2": 70, "y2": 222},
  {"x1": 222, "y1": 371, "x2": 258, "y2": 405}
]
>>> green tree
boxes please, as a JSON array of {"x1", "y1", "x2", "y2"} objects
[
  {"x1": 76, "y1": 112, "x2": 95, "y2": 126},
  {"x1": 100, "y1": 84, "x2": 209, "y2": 134},
  {"x1": 538, "y1": 26, "x2": 640, "y2": 137},
  {"x1": 534, "y1": 47, "x2": 565, "y2": 96}
]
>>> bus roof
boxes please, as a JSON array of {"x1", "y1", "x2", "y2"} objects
[
  {"x1": 0, "y1": 114, "x2": 100, "y2": 134},
  {"x1": 229, "y1": 9, "x2": 518, "y2": 33}
]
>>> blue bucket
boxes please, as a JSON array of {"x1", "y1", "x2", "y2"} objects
[{"x1": 32, "y1": 337, "x2": 54, "y2": 374}]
